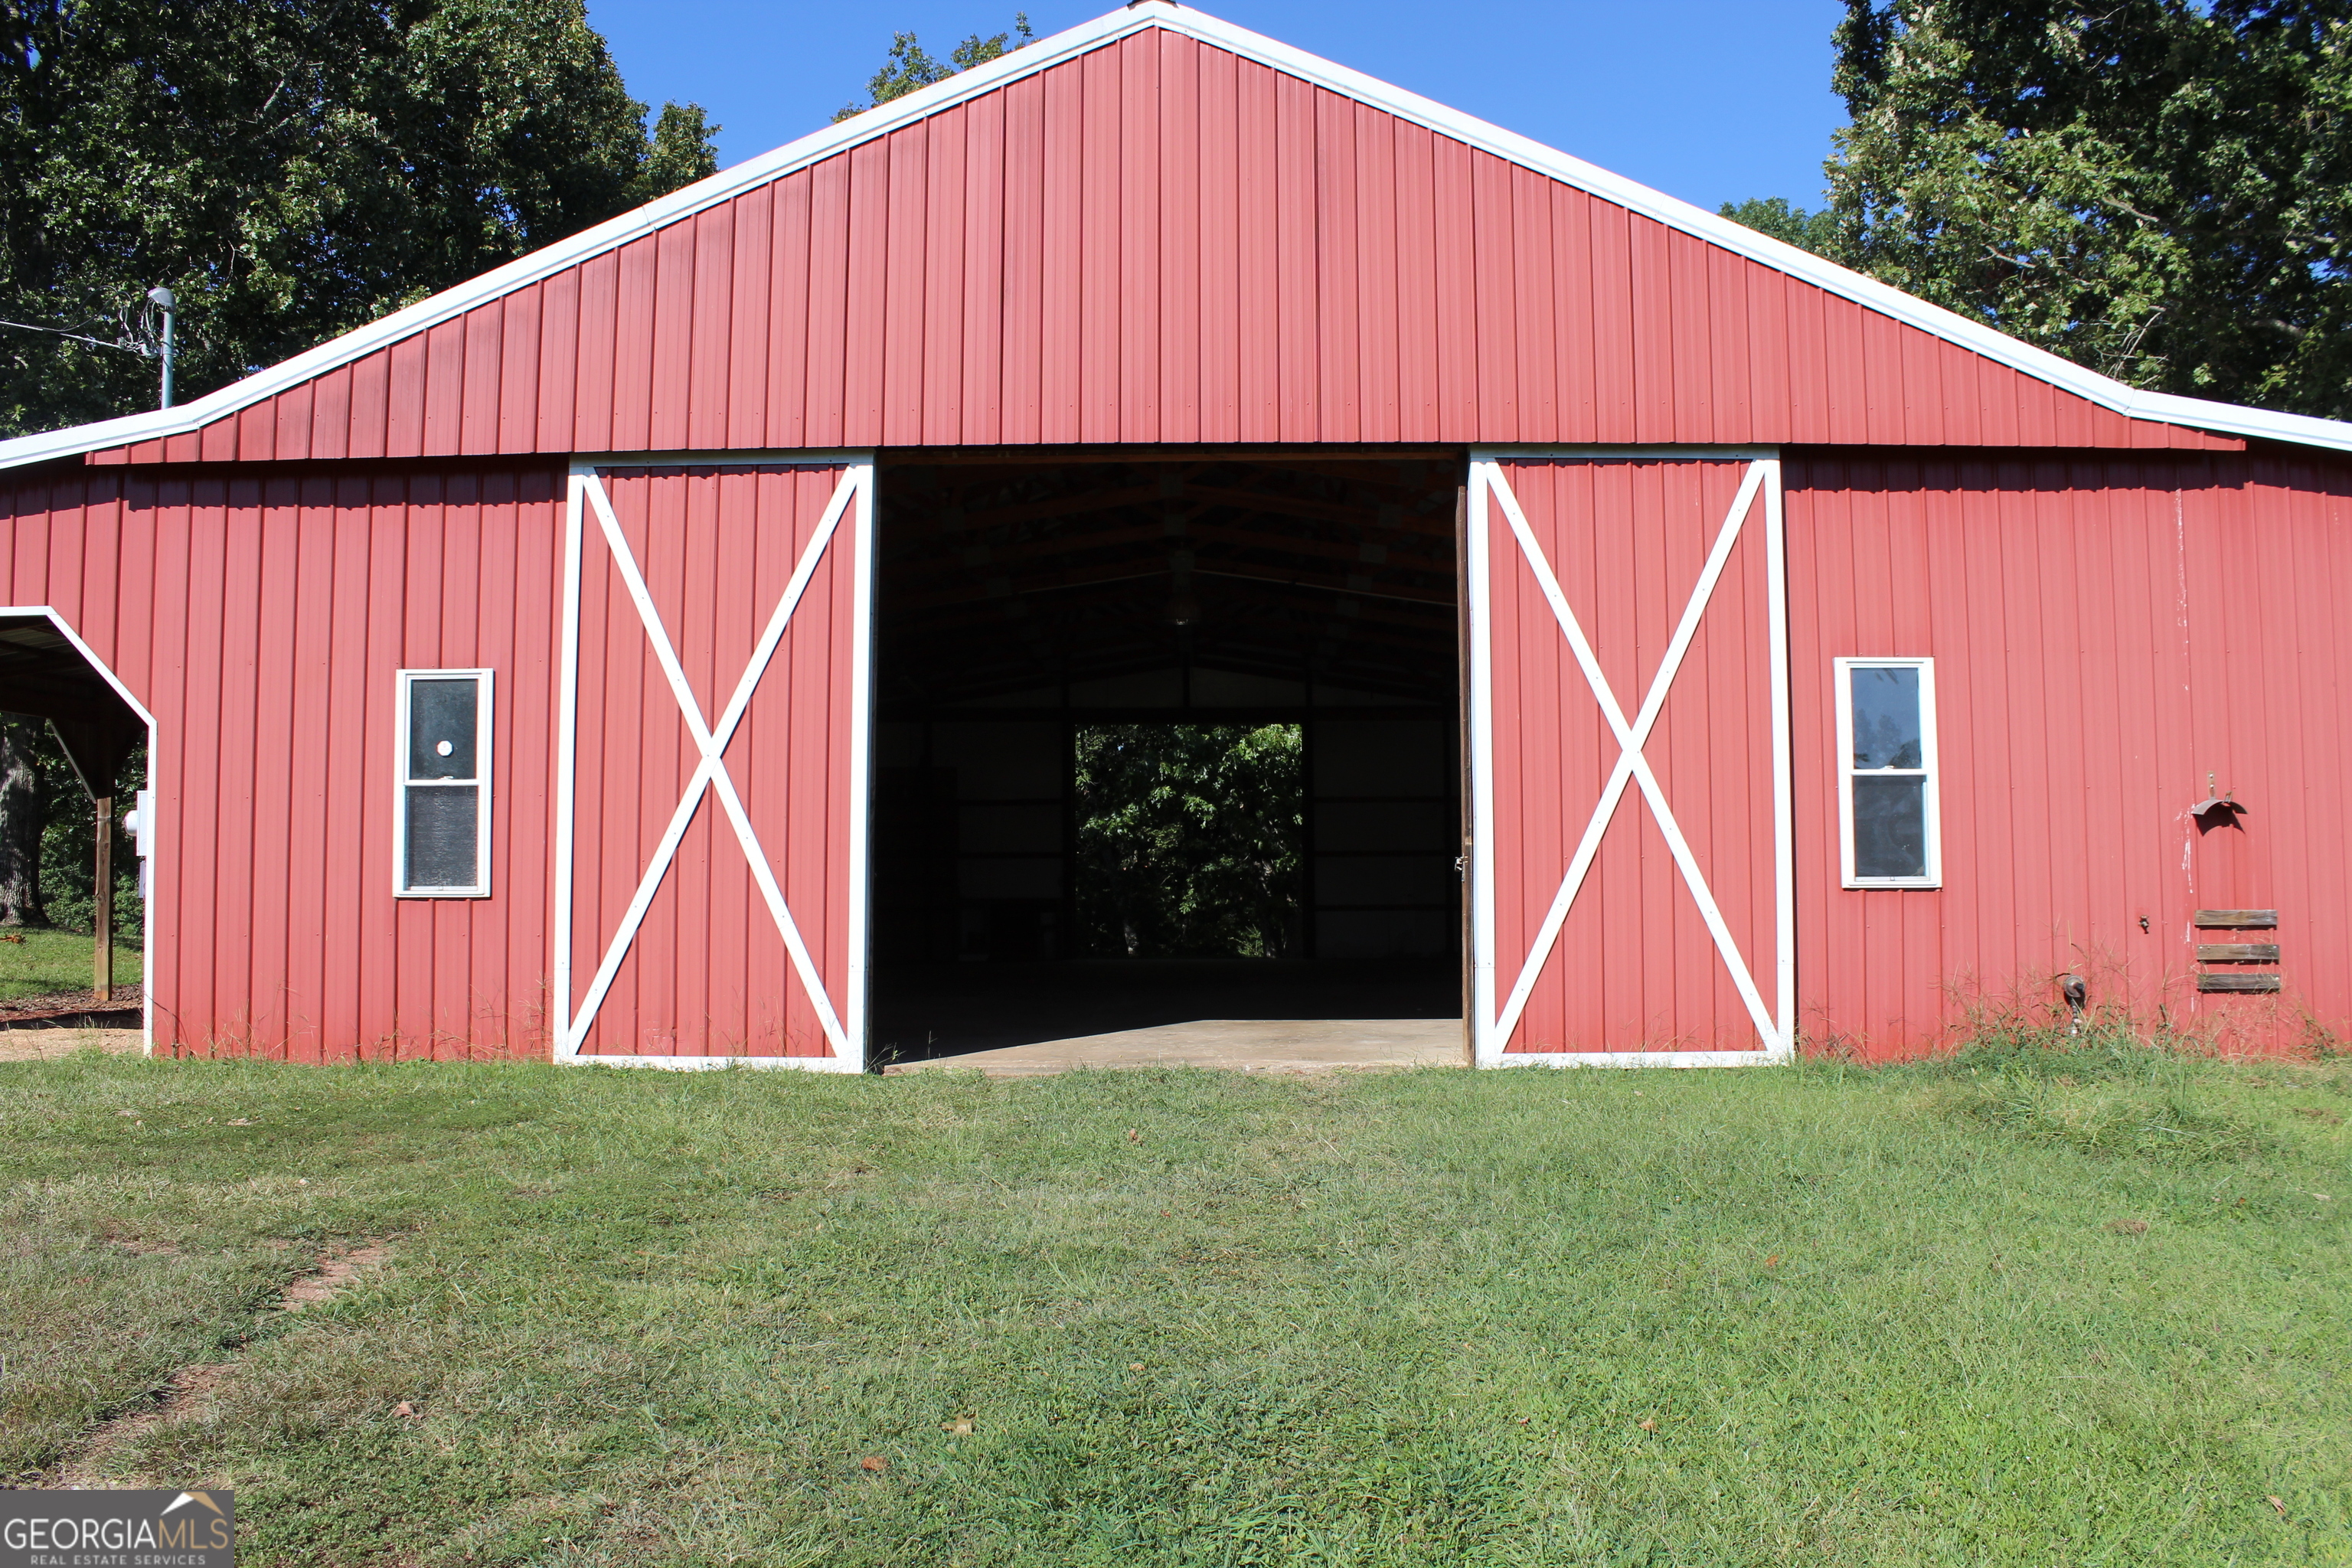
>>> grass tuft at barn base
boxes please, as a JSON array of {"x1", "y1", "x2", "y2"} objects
[{"x1": 3, "y1": 1042, "x2": 2346, "y2": 1564}]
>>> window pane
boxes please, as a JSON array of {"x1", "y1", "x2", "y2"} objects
[
  {"x1": 1852, "y1": 776, "x2": 1927, "y2": 879},
  {"x1": 405, "y1": 785, "x2": 479, "y2": 888},
  {"x1": 1850, "y1": 666, "x2": 1922, "y2": 769},
  {"x1": 408, "y1": 678, "x2": 479, "y2": 779}
]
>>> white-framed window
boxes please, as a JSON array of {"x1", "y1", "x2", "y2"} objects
[
  {"x1": 396, "y1": 669, "x2": 492, "y2": 897},
  {"x1": 1835, "y1": 657, "x2": 1939, "y2": 888}
]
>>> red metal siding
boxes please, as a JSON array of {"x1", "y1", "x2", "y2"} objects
[
  {"x1": 0, "y1": 459, "x2": 861, "y2": 1061},
  {"x1": 1485, "y1": 457, "x2": 1780, "y2": 1053},
  {"x1": 13, "y1": 446, "x2": 2352, "y2": 1063},
  {"x1": 88, "y1": 29, "x2": 2240, "y2": 468},
  {"x1": 566, "y1": 465, "x2": 855, "y2": 1058},
  {"x1": 0, "y1": 464, "x2": 565, "y2": 1059},
  {"x1": 1787, "y1": 452, "x2": 2352, "y2": 1055},
  {"x1": 23, "y1": 16, "x2": 2352, "y2": 1071}
]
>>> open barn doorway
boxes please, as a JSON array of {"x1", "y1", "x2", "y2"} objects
[
  {"x1": 867, "y1": 453, "x2": 1465, "y2": 1073},
  {"x1": 0, "y1": 611, "x2": 152, "y2": 1034}
]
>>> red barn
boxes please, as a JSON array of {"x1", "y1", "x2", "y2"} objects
[{"x1": 4, "y1": 2, "x2": 2347, "y2": 1067}]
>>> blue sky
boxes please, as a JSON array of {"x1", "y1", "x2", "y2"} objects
[{"x1": 583, "y1": 0, "x2": 1851, "y2": 217}]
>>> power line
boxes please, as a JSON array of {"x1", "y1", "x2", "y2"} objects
[{"x1": 0, "y1": 318, "x2": 150, "y2": 356}]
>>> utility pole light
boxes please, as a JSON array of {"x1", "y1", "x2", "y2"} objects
[{"x1": 146, "y1": 286, "x2": 176, "y2": 409}]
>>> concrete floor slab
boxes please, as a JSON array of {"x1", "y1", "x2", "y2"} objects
[
  {"x1": 871, "y1": 958, "x2": 1465, "y2": 1076},
  {"x1": 884, "y1": 1015, "x2": 1462, "y2": 1076}
]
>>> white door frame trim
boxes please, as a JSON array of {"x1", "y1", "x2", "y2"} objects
[
  {"x1": 1467, "y1": 451, "x2": 1795, "y2": 1067},
  {"x1": 552, "y1": 456, "x2": 874, "y2": 1072}
]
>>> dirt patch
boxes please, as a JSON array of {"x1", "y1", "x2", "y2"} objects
[
  {"x1": 0, "y1": 1028, "x2": 142, "y2": 1063},
  {"x1": 0, "y1": 988, "x2": 145, "y2": 1034},
  {"x1": 0, "y1": 985, "x2": 144, "y2": 1017},
  {"x1": 278, "y1": 1243, "x2": 390, "y2": 1312},
  {"x1": 47, "y1": 1240, "x2": 389, "y2": 1488},
  {"x1": 53, "y1": 1362, "x2": 232, "y2": 1488}
]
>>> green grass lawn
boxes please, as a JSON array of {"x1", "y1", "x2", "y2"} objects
[
  {"x1": 3, "y1": 1038, "x2": 2347, "y2": 1566},
  {"x1": 0, "y1": 925, "x2": 142, "y2": 1001}
]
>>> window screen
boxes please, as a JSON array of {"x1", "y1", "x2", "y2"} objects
[
  {"x1": 1837, "y1": 658, "x2": 1938, "y2": 887},
  {"x1": 397, "y1": 670, "x2": 492, "y2": 895}
]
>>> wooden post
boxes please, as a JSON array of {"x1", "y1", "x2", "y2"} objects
[{"x1": 93, "y1": 794, "x2": 111, "y2": 1002}]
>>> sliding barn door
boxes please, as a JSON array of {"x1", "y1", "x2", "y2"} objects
[
  {"x1": 554, "y1": 459, "x2": 873, "y2": 1067},
  {"x1": 1468, "y1": 452, "x2": 1792, "y2": 1063}
]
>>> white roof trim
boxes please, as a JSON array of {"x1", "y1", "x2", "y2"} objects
[{"x1": 5, "y1": 0, "x2": 2348, "y2": 471}]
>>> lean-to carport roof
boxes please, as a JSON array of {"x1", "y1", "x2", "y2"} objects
[{"x1": 4, "y1": 0, "x2": 2350, "y2": 469}]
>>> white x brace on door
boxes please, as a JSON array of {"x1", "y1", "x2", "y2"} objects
[
  {"x1": 553, "y1": 455, "x2": 874, "y2": 1070},
  {"x1": 1468, "y1": 449, "x2": 1793, "y2": 1065}
]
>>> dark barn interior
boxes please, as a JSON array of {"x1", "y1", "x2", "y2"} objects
[
  {"x1": 0, "y1": 616, "x2": 145, "y2": 799},
  {"x1": 867, "y1": 454, "x2": 1466, "y2": 1065}
]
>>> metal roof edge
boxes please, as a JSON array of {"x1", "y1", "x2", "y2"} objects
[
  {"x1": 0, "y1": 5, "x2": 1165, "y2": 472},
  {"x1": 5, "y1": 0, "x2": 2348, "y2": 471},
  {"x1": 1149, "y1": 5, "x2": 2352, "y2": 456}
]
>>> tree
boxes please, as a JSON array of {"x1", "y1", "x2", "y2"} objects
[
  {"x1": 1074, "y1": 724, "x2": 1302, "y2": 959},
  {"x1": 0, "y1": 0, "x2": 720, "y2": 934},
  {"x1": 0, "y1": 0, "x2": 722, "y2": 437},
  {"x1": 1824, "y1": 0, "x2": 2352, "y2": 416},
  {"x1": 1718, "y1": 197, "x2": 1843, "y2": 259},
  {"x1": 31, "y1": 725, "x2": 142, "y2": 937},
  {"x1": 834, "y1": 14, "x2": 1032, "y2": 122},
  {"x1": 0, "y1": 715, "x2": 141, "y2": 933},
  {"x1": 0, "y1": 718, "x2": 44, "y2": 926}
]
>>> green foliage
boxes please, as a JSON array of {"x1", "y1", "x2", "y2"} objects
[
  {"x1": 25, "y1": 723, "x2": 143, "y2": 940},
  {"x1": 838, "y1": 31, "x2": 950, "y2": 118},
  {"x1": 1886, "y1": 1019, "x2": 2285, "y2": 1162},
  {"x1": 635, "y1": 100, "x2": 720, "y2": 204},
  {"x1": 1074, "y1": 723, "x2": 1301, "y2": 959},
  {"x1": 1825, "y1": 0, "x2": 2352, "y2": 416},
  {"x1": 834, "y1": 13, "x2": 1033, "y2": 122},
  {"x1": 0, "y1": 715, "x2": 143, "y2": 936},
  {"x1": 1717, "y1": 196, "x2": 1844, "y2": 258},
  {"x1": 0, "y1": 926, "x2": 143, "y2": 1001},
  {"x1": 0, "y1": 0, "x2": 721, "y2": 436},
  {"x1": 3, "y1": 1051, "x2": 2347, "y2": 1558},
  {"x1": 1942, "y1": 1074, "x2": 2277, "y2": 1162}
]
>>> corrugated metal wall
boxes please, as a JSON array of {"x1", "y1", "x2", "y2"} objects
[
  {"x1": 10, "y1": 449, "x2": 2352, "y2": 1060},
  {"x1": 89, "y1": 28, "x2": 2236, "y2": 468},
  {"x1": 10, "y1": 7, "x2": 2350, "y2": 1063},
  {"x1": 1485, "y1": 458, "x2": 1779, "y2": 1053},
  {"x1": 1, "y1": 464, "x2": 564, "y2": 1059},
  {"x1": 0, "y1": 460, "x2": 859, "y2": 1062},
  {"x1": 1787, "y1": 452, "x2": 2352, "y2": 1055}
]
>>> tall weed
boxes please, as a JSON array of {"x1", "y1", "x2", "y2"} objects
[
  {"x1": 1935, "y1": 1074, "x2": 2274, "y2": 1163},
  {"x1": 1888, "y1": 1015, "x2": 2278, "y2": 1163}
]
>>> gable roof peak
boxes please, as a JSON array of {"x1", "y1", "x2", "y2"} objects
[{"x1": 1, "y1": 1, "x2": 2347, "y2": 469}]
